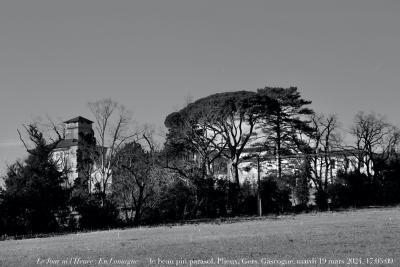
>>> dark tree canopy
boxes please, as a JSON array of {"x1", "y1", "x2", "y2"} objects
[
  {"x1": 256, "y1": 87, "x2": 314, "y2": 180},
  {"x1": 165, "y1": 90, "x2": 278, "y2": 191},
  {"x1": 1, "y1": 125, "x2": 69, "y2": 234}
]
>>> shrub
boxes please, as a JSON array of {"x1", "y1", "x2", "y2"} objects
[
  {"x1": 328, "y1": 171, "x2": 373, "y2": 208},
  {"x1": 315, "y1": 189, "x2": 329, "y2": 211},
  {"x1": 73, "y1": 194, "x2": 119, "y2": 230},
  {"x1": 260, "y1": 176, "x2": 292, "y2": 214}
]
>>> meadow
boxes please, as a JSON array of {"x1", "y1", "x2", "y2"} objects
[{"x1": 1, "y1": 207, "x2": 399, "y2": 267}]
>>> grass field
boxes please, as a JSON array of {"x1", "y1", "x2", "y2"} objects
[{"x1": 1, "y1": 207, "x2": 399, "y2": 267}]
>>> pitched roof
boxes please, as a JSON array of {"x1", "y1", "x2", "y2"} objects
[
  {"x1": 63, "y1": 116, "x2": 94, "y2": 124},
  {"x1": 53, "y1": 139, "x2": 79, "y2": 149}
]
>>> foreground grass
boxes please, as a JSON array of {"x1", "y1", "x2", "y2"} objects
[{"x1": 1, "y1": 208, "x2": 399, "y2": 267}]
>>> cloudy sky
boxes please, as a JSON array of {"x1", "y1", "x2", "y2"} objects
[{"x1": 0, "y1": 0, "x2": 399, "y2": 174}]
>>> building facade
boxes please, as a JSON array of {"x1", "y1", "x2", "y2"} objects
[
  {"x1": 238, "y1": 148, "x2": 373, "y2": 185},
  {"x1": 51, "y1": 116, "x2": 108, "y2": 192}
]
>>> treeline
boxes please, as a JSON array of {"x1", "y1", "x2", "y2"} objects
[{"x1": 1, "y1": 89, "x2": 400, "y2": 237}]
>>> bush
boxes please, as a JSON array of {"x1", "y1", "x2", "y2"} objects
[
  {"x1": 142, "y1": 178, "x2": 194, "y2": 224},
  {"x1": 73, "y1": 194, "x2": 119, "y2": 230},
  {"x1": 260, "y1": 176, "x2": 292, "y2": 214},
  {"x1": 237, "y1": 180, "x2": 257, "y2": 215},
  {"x1": 315, "y1": 189, "x2": 329, "y2": 211},
  {"x1": 143, "y1": 175, "x2": 239, "y2": 224},
  {"x1": 327, "y1": 182, "x2": 349, "y2": 209},
  {"x1": 0, "y1": 130, "x2": 70, "y2": 236},
  {"x1": 328, "y1": 171, "x2": 373, "y2": 208}
]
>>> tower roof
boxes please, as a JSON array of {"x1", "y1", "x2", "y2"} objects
[{"x1": 63, "y1": 116, "x2": 94, "y2": 124}]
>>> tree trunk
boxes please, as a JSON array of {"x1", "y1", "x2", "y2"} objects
[
  {"x1": 277, "y1": 152, "x2": 282, "y2": 181},
  {"x1": 227, "y1": 158, "x2": 241, "y2": 189},
  {"x1": 257, "y1": 155, "x2": 262, "y2": 216},
  {"x1": 133, "y1": 188, "x2": 144, "y2": 225},
  {"x1": 233, "y1": 163, "x2": 240, "y2": 188},
  {"x1": 230, "y1": 159, "x2": 241, "y2": 214},
  {"x1": 276, "y1": 116, "x2": 282, "y2": 180},
  {"x1": 324, "y1": 155, "x2": 329, "y2": 190}
]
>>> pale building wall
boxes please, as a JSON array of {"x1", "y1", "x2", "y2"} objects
[
  {"x1": 52, "y1": 146, "x2": 112, "y2": 193},
  {"x1": 65, "y1": 121, "x2": 93, "y2": 140},
  {"x1": 51, "y1": 146, "x2": 78, "y2": 187},
  {"x1": 237, "y1": 153, "x2": 372, "y2": 186},
  {"x1": 89, "y1": 166, "x2": 112, "y2": 193}
]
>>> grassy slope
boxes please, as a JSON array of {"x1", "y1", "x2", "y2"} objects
[{"x1": 1, "y1": 207, "x2": 399, "y2": 267}]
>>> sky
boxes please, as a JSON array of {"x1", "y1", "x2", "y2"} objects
[{"x1": 0, "y1": 0, "x2": 399, "y2": 175}]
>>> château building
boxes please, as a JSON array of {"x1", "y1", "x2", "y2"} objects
[{"x1": 51, "y1": 116, "x2": 108, "y2": 192}]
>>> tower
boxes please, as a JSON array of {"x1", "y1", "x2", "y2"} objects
[
  {"x1": 52, "y1": 116, "x2": 95, "y2": 188},
  {"x1": 64, "y1": 116, "x2": 94, "y2": 141}
]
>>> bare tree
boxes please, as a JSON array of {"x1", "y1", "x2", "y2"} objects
[
  {"x1": 164, "y1": 110, "x2": 224, "y2": 179},
  {"x1": 293, "y1": 113, "x2": 343, "y2": 209},
  {"x1": 385, "y1": 126, "x2": 400, "y2": 161},
  {"x1": 350, "y1": 111, "x2": 393, "y2": 179},
  {"x1": 17, "y1": 117, "x2": 64, "y2": 152},
  {"x1": 112, "y1": 130, "x2": 160, "y2": 225},
  {"x1": 88, "y1": 98, "x2": 141, "y2": 200},
  {"x1": 308, "y1": 113, "x2": 342, "y2": 190}
]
